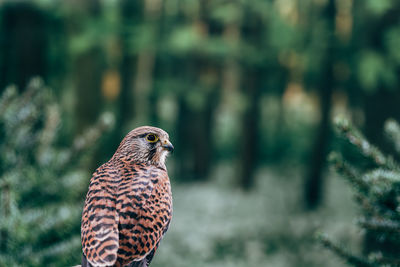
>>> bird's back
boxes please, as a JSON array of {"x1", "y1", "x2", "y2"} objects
[{"x1": 81, "y1": 159, "x2": 172, "y2": 267}]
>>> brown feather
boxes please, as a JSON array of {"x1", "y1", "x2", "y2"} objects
[{"x1": 81, "y1": 126, "x2": 173, "y2": 267}]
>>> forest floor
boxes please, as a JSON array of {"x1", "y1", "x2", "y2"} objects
[{"x1": 152, "y1": 164, "x2": 361, "y2": 267}]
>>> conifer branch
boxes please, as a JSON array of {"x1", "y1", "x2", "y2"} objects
[
  {"x1": 0, "y1": 85, "x2": 17, "y2": 115},
  {"x1": 328, "y1": 152, "x2": 369, "y2": 193},
  {"x1": 353, "y1": 194, "x2": 380, "y2": 217},
  {"x1": 72, "y1": 112, "x2": 115, "y2": 155},
  {"x1": 334, "y1": 117, "x2": 400, "y2": 170},
  {"x1": 325, "y1": 117, "x2": 400, "y2": 267},
  {"x1": 56, "y1": 112, "x2": 115, "y2": 168},
  {"x1": 0, "y1": 78, "x2": 115, "y2": 265},
  {"x1": 358, "y1": 217, "x2": 400, "y2": 234},
  {"x1": 317, "y1": 233, "x2": 375, "y2": 267},
  {"x1": 368, "y1": 253, "x2": 400, "y2": 267},
  {"x1": 385, "y1": 119, "x2": 400, "y2": 154}
]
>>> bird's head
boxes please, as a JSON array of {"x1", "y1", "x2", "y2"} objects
[{"x1": 113, "y1": 126, "x2": 174, "y2": 169}]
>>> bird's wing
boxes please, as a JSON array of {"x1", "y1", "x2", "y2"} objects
[
  {"x1": 116, "y1": 166, "x2": 172, "y2": 265},
  {"x1": 142, "y1": 218, "x2": 172, "y2": 266},
  {"x1": 81, "y1": 163, "x2": 120, "y2": 266}
]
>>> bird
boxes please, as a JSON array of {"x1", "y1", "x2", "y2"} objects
[{"x1": 81, "y1": 126, "x2": 174, "y2": 267}]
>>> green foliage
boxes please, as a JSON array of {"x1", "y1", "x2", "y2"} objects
[
  {"x1": 352, "y1": 0, "x2": 400, "y2": 94},
  {"x1": 210, "y1": 2, "x2": 243, "y2": 24},
  {"x1": 384, "y1": 27, "x2": 400, "y2": 64},
  {"x1": 365, "y1": 0, "x2": 394, "y2": 16},
  {"x1": 0, "y1": 78, "x2": 114, "y2": 266},
  {"x1": 356, "y1": 51, "x2": 396, "y2": 93},
  {"x1": 1, "y1": 0, "x2": 400, "y2": 265},
  {"x1": 320, "y1": 117, "x2": 400, "y2": 267}
]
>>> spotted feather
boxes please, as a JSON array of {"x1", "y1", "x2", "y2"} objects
[{"x1": 81, "y1": 126, "x2": 173, "y2": 267}]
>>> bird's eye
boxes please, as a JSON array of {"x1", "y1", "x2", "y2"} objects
[{"x1": 145, "y1": 134, "x2": 158, "y2": 143}]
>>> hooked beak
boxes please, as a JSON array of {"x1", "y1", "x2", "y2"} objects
[{"x1": 161, "y1": 139, "x2": 174, "y2": 152}]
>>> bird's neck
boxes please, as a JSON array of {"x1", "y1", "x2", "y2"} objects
[{"x1": 111, "y1": 156, "x2": 167, "y2": 171}]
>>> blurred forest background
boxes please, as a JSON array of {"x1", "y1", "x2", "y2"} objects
[{"x1": 1, "y1": 0, "x2": 400, "y2": 266}]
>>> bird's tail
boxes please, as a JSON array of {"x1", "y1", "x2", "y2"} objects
[
  {"x1": 81, "y1": 254, "x2": 92, "y2": 267},
  {"x1": 81, "y1": 254, "x2": 147, "y2": 267},
  {"x1": 127, "y1": 259, "x2": 148, "y2": 267}
]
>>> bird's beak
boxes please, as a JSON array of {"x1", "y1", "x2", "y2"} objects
[{"x1": 162, "y1": 139, "x2": 174, "y2": 152}]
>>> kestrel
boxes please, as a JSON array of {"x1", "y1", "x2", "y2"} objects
[{"x1": 81, "y1": 126, "x2": 174, "y2": 267}]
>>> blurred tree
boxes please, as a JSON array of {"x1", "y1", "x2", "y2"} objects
[
  {"x1": 117, "y1": 0, "x2": 142, "y2": 132},
  {"x1": 304, "y1": 0, "x2": 336, "y2": 209},
  {"x1": 2, "y1": 0, "x2": 399, "y2": 197},
  {"x1": 320, "y1": 117, "x2": 400, "y2": 266},
  {"x1": 173, "y1": 0, "x2": 221, "y2": 181},
  {"x1": 68, "y1": 0, "x2": 105, "y2": 134},
  {"x1": 132, "y1": 0, "x2": 159, "y2": 125},
  {"x1": 188, "y1": 14, "x2": 222, "y2": 181},
  {"x1": 0, "y1": 78, "x2": 114, "y2": 266},
  {"x1": 0, "y1": 2, "x2": 48, "y2": 90},
  {"x1": 354, "y1": 0, "x2": 400, "y2": 156},
  {"x1": 238, "y1": 69, "x2": 261, "y2": 189},
  {"x1": 91, "y1": 0, "x2": 145, "y2": 166},
  {"x1": 237, "y1": 3, "x2": 263, "y2": 190}
]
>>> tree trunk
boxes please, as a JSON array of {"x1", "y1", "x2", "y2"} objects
[
  {"x1": 133, "y1": 0, "x2": 161, "y2": 125},
  {"x1": 239, "y1": 68, "x2": 261, "y2": 190},
  {"x1": 117, "y1": 0, "x2": 143, "y2": 135},
  {"x1": 175, "y1": 61, "x2": 220, "y2": 181},
  {"x1": 67, "y1": 0, "x2": 106, "y2": 170},
  {"x1": 175, "y1": 1, "x2": 220, "y2": 181},
  {"x1": 0, "y1": 3, "x2": 48, "y2": 90},
  {"x1": 237, "y1": 5, "x2": 264, "y2": 190},
  {"x1": 74, "y1": 48, "x2": 104, "y2": 132},
  {"x1": 176, "y1": 86, "x2": 193, "y2": 180},
  {"x1": 304, "y1": 0, "x2": 335, "y2": 209}
]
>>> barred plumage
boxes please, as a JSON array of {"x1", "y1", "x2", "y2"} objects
[{"x1": 81, "y1": 126, "x2": 173, "y2": 267}]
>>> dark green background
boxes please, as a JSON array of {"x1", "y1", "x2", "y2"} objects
[{"x1": 0, "y1": 0, "x2": 400, "y2": 266}]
